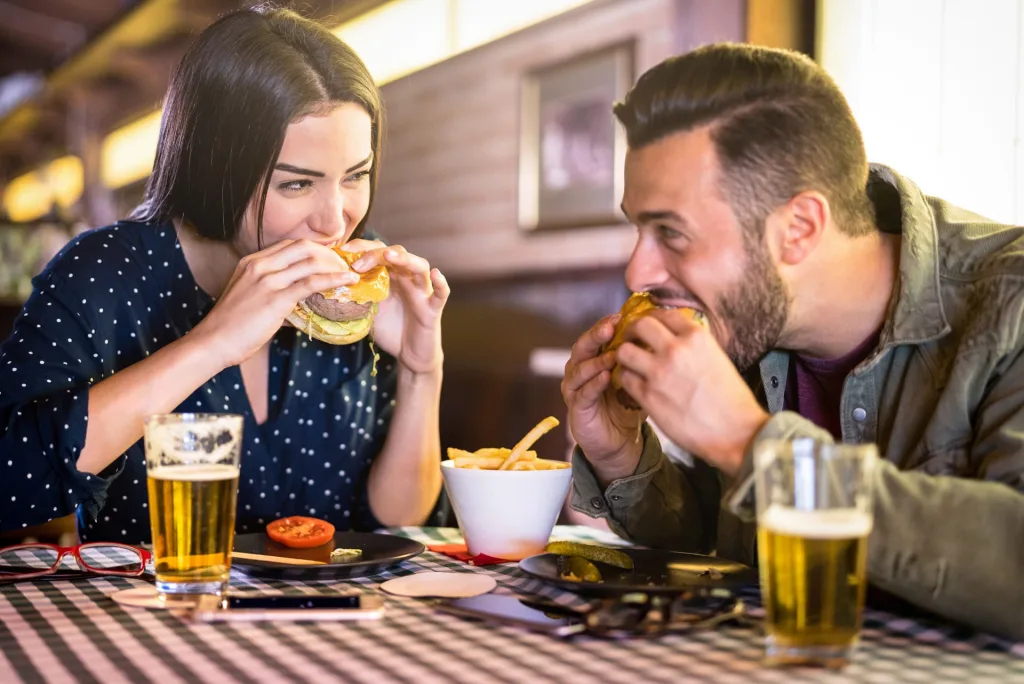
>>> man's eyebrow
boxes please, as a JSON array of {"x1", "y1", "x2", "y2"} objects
[
  {"x1": 632, "y1": 208, "x2": 687, "y2": 224},
  {"x1": 274, "y1": 163, "x2": 325, "y2": 178}
]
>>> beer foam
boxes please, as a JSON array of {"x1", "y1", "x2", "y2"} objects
[
  {"x1": 148, "y1": 464, "x2": 239, "y2": 481},
  {"x1": 760, "y1": 506, "x2": 872, "y2": 539}
]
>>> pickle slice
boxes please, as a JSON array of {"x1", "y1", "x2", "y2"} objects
[
  {"x1": 556, "y1": 555, "x2": 603, "y2": 583},
  {"x1": 545, "y1": 541, "x2": 634, "y2": 570}
]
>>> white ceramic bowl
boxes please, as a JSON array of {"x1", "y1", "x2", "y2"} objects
[{"x1": 440, "y1": 460, "x2": 573, "y2": 561}]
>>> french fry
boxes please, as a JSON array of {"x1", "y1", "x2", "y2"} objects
[
  {"x1": 531, "y1": 459, "x2": 571, "y2": 470},
  {"x1": 472, "y1": 447, "x2": 510, "y2": 458},
  {"x1": 447, "y1": 447, "x2": 478, "y2": 460},
  {"x1": 453, "y1": 451, "x2": 538, "y2": 470},
  {"x1": 453, "y1": 456, "x2": 505, "y2": 469},
  {"x1": 499, "y1": 416, "x2": 560, "y2": 470},
  {"x1": 512, "y1": 459, "x2": 570, "y2": 471}
]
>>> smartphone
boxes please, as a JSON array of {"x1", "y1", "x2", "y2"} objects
[
  {"x1": 437, "y1": 594, "x2": 585, "y2": 637},
  {"x1": 191, "y1": 593, "x2": 385, "y2": 623}
]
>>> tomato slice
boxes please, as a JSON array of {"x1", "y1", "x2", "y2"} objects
[{"x1": 266, "y1": 516, "x2": 336, "y2": 549}]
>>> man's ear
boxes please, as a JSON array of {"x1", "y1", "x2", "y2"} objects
[{"x1": 765, "y1": 190, "x2": 830, "y2": 266}]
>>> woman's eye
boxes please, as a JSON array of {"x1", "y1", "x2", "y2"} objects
[
  {"x1": 279, "y1": 180, "x2": 313, "y2": 192},
  {"x1": 345, "y1": 170, "x2": 371, "y2": 184}
]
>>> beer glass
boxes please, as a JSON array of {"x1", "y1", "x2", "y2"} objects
[
  {"x1": 753, "y1": 438, "x2": 877, "y2": 667},
  {"x1": 144, "y1": 413, "x2": 243, "y2": 602}
]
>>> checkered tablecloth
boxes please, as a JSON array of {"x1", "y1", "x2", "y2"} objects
[{"x1": 0, "y1": 526, "x2": 1021, "y2": 683}]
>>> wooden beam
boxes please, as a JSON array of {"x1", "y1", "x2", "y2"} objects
[
  {"x1": 0, "y1": 0, "x2": 87, "y2": 53},
  {"x1": 0, "y1": 46, "x2": 50, "y2": 73},
  {"x1": 2, "y1": 0, "x2": 129, "y2": 28}
]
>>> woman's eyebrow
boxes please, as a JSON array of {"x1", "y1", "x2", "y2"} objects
[{"x1": 274, "y1": 163, "x2": 325, "y2": 178}]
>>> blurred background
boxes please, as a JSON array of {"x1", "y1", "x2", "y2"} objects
[{"x1": 0, "y1": 0, "x2": 1022, "y2": 539}]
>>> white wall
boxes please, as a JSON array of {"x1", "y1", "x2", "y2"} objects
[{"x1": 817, "y1": 0, "x2": 1024, "y2": 225}]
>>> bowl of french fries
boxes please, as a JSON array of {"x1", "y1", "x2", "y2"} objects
[{"x1": 441, "y1": 416, "x2": 572, "y2": 561}]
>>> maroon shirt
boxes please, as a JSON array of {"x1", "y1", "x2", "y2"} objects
[{"x1": 783, "y1": 330, "x2": 881, "y2": 440}]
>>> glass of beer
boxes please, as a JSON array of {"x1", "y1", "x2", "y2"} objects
[
  {"x1": 143, "y1": 413, "x2": 243, "y2": 604},
  {"x1": 753, "y1": 438, "x2": 877, "y2": 667}
]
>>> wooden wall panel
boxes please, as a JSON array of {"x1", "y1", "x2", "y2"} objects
[{"x1": 371, "y1": 0, "x2": 747, "y2": 279}]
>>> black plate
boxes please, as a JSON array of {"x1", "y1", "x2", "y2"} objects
[
  {"x1": 519, "y1": 549, "x2": 757, "y2": 597},
  {"x1": 231, "y1": 532, "x2": 424, "y2": 581}
]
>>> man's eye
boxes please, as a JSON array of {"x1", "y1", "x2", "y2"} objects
[{"x1": 657, "y1": 225, "x2": 683, "y2": 240}]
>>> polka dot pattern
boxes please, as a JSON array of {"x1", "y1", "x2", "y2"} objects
[{"x1": 0, "y1": 221, "x2": 396, "y2": 542}]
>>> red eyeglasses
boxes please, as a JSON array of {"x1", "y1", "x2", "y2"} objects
[{"x1": 0, "y1": 543, "x2": 151, "y2": 580}]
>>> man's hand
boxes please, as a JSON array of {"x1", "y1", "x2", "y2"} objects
[
  {"x1": 615, "y1": 308, "x2": 769, "y2": 477},
  {"x1": 561, "y1": 315, "x2": 646, "y2": 485}
]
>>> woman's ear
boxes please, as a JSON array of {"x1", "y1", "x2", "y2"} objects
[{"x1": 765, "y1": 190, "x2": 830, "y2": 267}]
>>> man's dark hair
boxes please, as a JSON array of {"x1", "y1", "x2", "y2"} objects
[
  {"x1": 614, "y1": 43, "x2": 874, "y2": 237},
  {"x1": 130, "y1": 6, "x2": 383, "y2": 245}
]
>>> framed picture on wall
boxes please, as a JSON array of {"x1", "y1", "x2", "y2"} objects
[{"x1": 518, "y1": 42, "x2": 633, "y2": 231}]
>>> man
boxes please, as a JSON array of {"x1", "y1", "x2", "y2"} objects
[{"x1": 562, "y1": 43, "x2": 1024, "y2": 640}]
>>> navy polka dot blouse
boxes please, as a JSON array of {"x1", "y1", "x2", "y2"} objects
[{"x1": 0, "y1": 221, "x2": 397, "y2": 543}]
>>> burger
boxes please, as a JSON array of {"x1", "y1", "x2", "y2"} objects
[
  {"x1": 604, "y1": 292, "x2": 706, "y2": 410},
  {"x1": 286, "y1": 246, "x2": 390, "y2": 345}
]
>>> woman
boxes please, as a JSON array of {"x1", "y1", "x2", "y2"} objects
[{"x1": 0, "y1": 7, "x2": 448, "y2": 542}]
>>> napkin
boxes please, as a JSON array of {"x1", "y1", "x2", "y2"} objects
[{"x1": 427, "y1": 543, "x2": 511, "y2": 566}]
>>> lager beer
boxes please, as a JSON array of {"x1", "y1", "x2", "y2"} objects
[
  {"x1": 753, "y1": 438, "x2": 877, "y2": 667},
  {"x1": 147, "y1": 464, "x2": 239, "y2": 592},
  {"x1": 758, "y1": 506, "x2": 871, "y2": 663},
  {"x1": 144, "y1": 413, "x2": 243, "y2": 601}
]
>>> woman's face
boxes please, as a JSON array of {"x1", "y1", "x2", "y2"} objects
[{"x1": 236, "y1": 102, "x2": 374, "y2": 253}]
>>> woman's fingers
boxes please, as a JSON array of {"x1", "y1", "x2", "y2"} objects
[
  {"x1": 242, "y1": 240, "x2": 348, "y2": 282},
  {"x1": 428, "y1": 268, "x2": 450, "y2": 312},
  {"x1": 262, "y1": 256, "x2": 359, "y2": 294},
  {"x1": 340, "y1": 238, "x2": 386, "y2": 253},
  {"x1": 281, "y1": 270, "x2": 357, "y2": 305}
]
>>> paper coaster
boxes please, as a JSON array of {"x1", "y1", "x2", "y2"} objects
[
  {"x1": 110, "y1": 587, "x2": 167, "y2": 609},
  {"x1": 379, "y1": 572, "x2": 497, "y2": 598},
  {"x1": 110, "y1": 587, "x2": 202, "y2": 612}
]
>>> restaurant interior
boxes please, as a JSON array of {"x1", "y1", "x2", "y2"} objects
[
  {"x1": 1, "y1": 0, "x2": 1022, "y2": 543},
  {"x1": 1, "y1": 1, "x2": 1024, "y2": 679}
]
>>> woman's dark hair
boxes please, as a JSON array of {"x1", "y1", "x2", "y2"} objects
[
  {"x1": 130, "y1": 5, "x2": 383, "y2": 244},
  {"x1": 614, "y1": 43, "x2": 874, "y2": 237}
]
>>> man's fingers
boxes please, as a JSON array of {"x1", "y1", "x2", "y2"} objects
[
  {"x1": 576, "y1": 369, "x2": 612, "y2": 405},
  {"x1": 617, "y1": 367, "x2": 645, "y2": 408},
  {"x1": 570, "y1": 315, "x2": 620, "y2": 363},
  {"x1": 623, "y1": 317, "x2": 676, "y2": 357},
  {"x1": 615, "y1": 341, "x2": 655, "y2": 376},
  {"x1": 563, "y1": 351, "x2": 615, "y2": 393}
]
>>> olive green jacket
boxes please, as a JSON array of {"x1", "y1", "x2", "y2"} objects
[{"x1": 571, "y1": 165, "x2": 1024, "y2": 640}]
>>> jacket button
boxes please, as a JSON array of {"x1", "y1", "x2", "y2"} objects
[
  {"x1": 590, "y1": 497, "x2": 605, "y2": 511},
  {"x1": 853, "y1": 407, "x2": 867, "y2": 422},
  {"x1": 770, "y1": 376, "x2": 779, "y2": 388}
]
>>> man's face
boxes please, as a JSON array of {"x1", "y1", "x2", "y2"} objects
[{"x1": 621, "y1": 127, "x2": 789, "y2": 371}]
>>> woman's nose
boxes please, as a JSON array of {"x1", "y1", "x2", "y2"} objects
[{"x1": 310, "y1": 192, "x2": 345, "y2": 237}]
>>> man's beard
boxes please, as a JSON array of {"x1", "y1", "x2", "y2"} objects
[{"x1": 717, "y1": 236, "x2": 790, "y2": 372}]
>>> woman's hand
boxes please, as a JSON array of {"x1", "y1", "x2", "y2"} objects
[
  {"x1": 342, "y1": 239, "x2": 449, "y2": 375},
  {"x1": 193, "y1": 239, "x2": 358, "y2": 368}
]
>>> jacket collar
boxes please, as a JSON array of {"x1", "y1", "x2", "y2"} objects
[{"x1": 867, "y1": 164, "x2": 950, "y2": 349}]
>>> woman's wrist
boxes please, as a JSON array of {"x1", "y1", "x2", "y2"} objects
[
  {"x1": 181, "y1": 320, "x2": 235, "y2": 373},
  {"x1": 396, "y1": 360, "x2": 443, "y2": 388}
]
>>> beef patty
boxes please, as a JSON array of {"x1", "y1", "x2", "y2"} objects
[{"x1": 304, "y1": 293, "x2": 371, "y2": 321}]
